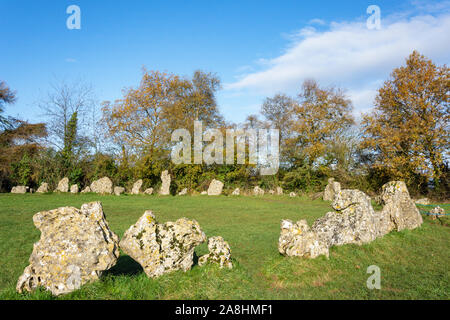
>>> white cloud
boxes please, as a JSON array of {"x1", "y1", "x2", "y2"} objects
[{"x1": 225, "y1": 7, "x2": 450, "y2": 115}]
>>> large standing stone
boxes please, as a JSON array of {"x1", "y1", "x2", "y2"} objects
[
  {"x1": 323, "y1": 178, "x2": 341, "y2": 201},
  {"x1": 253, "y1": 186, "x2": 265, "y2": 196},
  {"x1": 159, "y1": 171, "x2": 171, "y2": 195},
  {"x1": 131, "y1": 179, "x2": 143, "y2": 195},
  {"x1": 114, "y1": 186, "x2": 125, "y2": 196},
  {"x1": 16, "y1": 202, "x2": 120, "y2": 296},
  {"x1": 279, "y1": 181, "x2": 423, "y2": 260},
  {"x1": 36, "y1": 183, "x2": 49, "y2": 193},
  {"x1": 379, "y1": 181, "x2": 423, "y2": 232},
  {"x1": 90, "y1": 177, "x2": 113, "y2": 194},
  {"x1": 313, "y1": 189, "x2": 381, "y2": 248},
  {"x1": 70, "y1": 185, "x2": 79, "y2": 194},
  {"x1": 207, "y1": 179, "x2": 223, "y2": 196},
  {"x1": 278, "y1": 220, "x2": 329, "y2": 259},
  {"x1": 11, "y1": 186, "x2": 28, "y2": 194},
  {"x1": 120, "y1": 211, "x2": 206, "y2": 278},
  {"x1": 56, "y1": 177, "x2": 69, "y2": 193},
  {"x1": 198, "y1": 236, "x2": 233, "y2": 269}
]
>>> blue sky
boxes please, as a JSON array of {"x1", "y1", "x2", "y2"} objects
[{"x1": 1, "y1": 0, "x2": 449, "y2": 124}]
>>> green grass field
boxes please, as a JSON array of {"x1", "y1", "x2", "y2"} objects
[{"x1": 0, "y1": 193, "x2": 448, "y2": 300}]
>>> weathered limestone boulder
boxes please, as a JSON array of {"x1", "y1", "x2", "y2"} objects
[
  {"x1": 81, "y1": 186, "x2": 91, "y2": 193},
  {"x1": 198, "y1": 236, "x2": 233, "y2": 269},
  {"x1": 278, "y1": 220, "x2": 329, "y2": 259},
  {"x1": 231, "y1": 188, "x2": 240, "y2": 196},
  {"x1": 314, "y1": 189, "x2": 381, "y2": 247},
  {"x1": 36, "y1": 183, "x2": 49, "y2": 193},
  {"x1": 16, "y1": 202, "x2": 120, "y2": 296},
  {"x1": 90, "y1": 177, "x2": 113, "y2": 194},
  {"x1": 70, "y1": 184, "x2": 79, "y2": 194},
  {"x1": 11, "y1": 186, "x2": 28, "y2": 194},
  {"x1": 289, "y1": 192, "x2": 297, "y2": 198},
  {"x1": 207, "y1": 179, "x2": 223, "y2": 196},
  {"x1": 430, "y1": 206, "x2": 445, "y2": 220},
  {"x1": 159, "y1": 170, "x2": 171, "y2": 195},
  {"x1": 56, "y1": 177, "x2": 69, "y2": 193},
  {"x1": 253, "y1": 186, "x2": 264, "y2": 196},
  {"x1": 131, "y1": 179, "x2": 143, "y2": 195},
  {"x1": 276, "y1": 187, "x2": 283, "y2": 195},
  {"x1": 379, "y1": 181, "x2": 423, "y2": 232},
  {"x1": 178, "y1": 188, "x2": 188, "y2": 196},
  {"x1": 114, "y1": 186, "x2": 125, "y2": 196},
  {"x1": 323, "y1": 178, "x2": 341, "y2": 201},
  {"x1": 279, "y1": 181, "x2": 423, "y2": 260},
  {"x1": 144, "y1": 188, "x2": 154, "y2": 195},
  {"x1": 415, "y1": 198, "x2": 430, "y2": 205},
  {"x1": 120, "y1": 211, "x2": 206, "y2": 278}
]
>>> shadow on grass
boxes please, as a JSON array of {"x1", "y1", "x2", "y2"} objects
[{"x1": 105, "y1": 255, "x2": 143, "y2": 276}]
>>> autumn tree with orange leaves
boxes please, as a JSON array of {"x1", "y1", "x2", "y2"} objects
[
  {"x1": 361, "y1": 51, "x2": 449, "y2": 190},
  {"x1": 288, "y1": 79, "x2": 355, "y2": 167}
]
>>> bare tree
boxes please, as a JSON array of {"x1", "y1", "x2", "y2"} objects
[{"x1": 39, "y1": 79, "x2": 96, "y2": 151}]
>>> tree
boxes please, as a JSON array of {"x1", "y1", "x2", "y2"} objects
[
  {"x1": 0, "y1": 81, "x2": 17, "y2": 129},
  {"x1": 261, "y1": 93, "x2": 296, "y2": 164},
  {"x1": 361, "y1": 51, "x2": 449, "y2": 189},
  {"x1": 61, "y1": 111, "x2": 78, "y2": 168},
  {"x1": 39, "y1": 79, "x2": 95, "y2": 150},
  {"x1": 102, "y1": 69, "x2": 224, "y2": 158},
  {"x1": 288, "y1": 79, "x2": 355, "y2": 166}
]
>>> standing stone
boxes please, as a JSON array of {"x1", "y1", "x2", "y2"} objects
[
  {"x1": 279, "y1": 181, "x2": 423, "y2": 260},
  {"x1": 276, "y1": 187, "x2": 283, "y2": 195},
  {"x1": 70, "y1": 185, "x2": 79, "y2": 194},
  {"x1": 114, "y1": 187, "x2": 125, "y2": 196},
  {"x1": 90, "y1": 177, "x2": 113, "y2": 194},
  {"x1": 36, "y1": 183, "x2": 49, "y2": 193},
  {"x1": 81, "y1": 186, "x2": 91, "y2": 193},
  {"x1": 253, "y1": 186, "x2": 264, "y2": 196},
  {"x1": 231, "y1": 188, "x2": 240, "y2": 196},
  {"x1": 144, "y1": 188, "x2": 154, "y2": 195},
  {"x1": 178, "y1": 188, "x2": 188, "y2": 196},
  {"x1": 119, "y1": 211, "x2": 206, "y2": 278},
  {"x1": 323, "y1": 178, "x2": 341, "y2": 201},
  {"x1": 379, "y1": 181, "x2": 423, "y2": 233},
  {"x1": 56, "y1": 178, "x2": 69, "y2": 193},
  {"x1": 11, "y1": 186, "x2": 28, "y2": 194},
  {"x1": 314, "y1": 189, "x2": 381, "y2": 248},
  {"x1": 278, "y1": 220, "x2": 329, "y2": 259},
  {"x1": 198, "y1": 236, "x2": 233, "y2": 269},
  {"x1": 131, "y1": 179, "x2": 143, "y2": 195},
  {"x1": 159, "y1": 170, "x2": 171, "y2": 195},
  {"x1": 16, "y1": 202, "x2": 120, "y2": 296},
  {"x1": 207, "y1": 179, "x2": 223, "y2": 196}
]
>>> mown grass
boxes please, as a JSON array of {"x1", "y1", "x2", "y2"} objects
[{"x1": 0, "y1": 193, "x2": 448, "y2": 300}]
